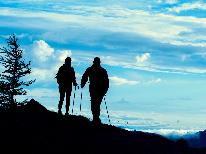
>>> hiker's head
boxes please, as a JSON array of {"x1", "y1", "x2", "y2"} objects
[
  {"x1": 65, "y1": 57, "x2": 71, "y2": 66},
  {"x1": 93, "y1": 57, "x2": 101, "y2": 66}
]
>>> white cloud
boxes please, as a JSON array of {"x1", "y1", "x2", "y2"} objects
[
  {"x1": 32, "y1": 68, "x2": 57, "y2": 81},
  {"x1": 32, "y1": 40, "x2": 54, "y2": 62},
  {"x1": 180, "y1": 54, "x2": 190, "y2": 62},
  {"x1": 77, "y1": 52, "x2": 206, "y2": 75},
  {"x1": 147, "y1": 78, "x2": 162, "y2": 84},
  {"x1": 32, "y1": 40, "x2": 73, "y2": 63},
  {"x1": 144, "y1": 129, "x2": 199, "y2": 138},
  {"x1": 103, "y1": 110, "x2": 171, "y2": 130},
  {"x1": 2, "y1": 6, "x2": 206, "y2": 75},
  {"x1": 109, "y1": 76, "x2": 140, "y2": 86},
  {"x1": 102, "y1": 56, "x2": 119, "y2": 66},
  {"x1": 158, "y1": 0, "x2": 178, "y2": 4},
  {"x1": 154, "y1": 78, "x2": 162, "y2": 83},
  {"x1": 168, "y1": 2, "x2": 206, "y2": 13},
  {"x1": 0, "y1": 64, "x2": 4, "y2": 73},
  {"x1": 136, "y1": 53, "x2": 151, "y2": 64},
  {"x1": 101, "y1": 56, "x2": 130, "y2": 67},
  {"x1": 30, "y1": 40, "x2": 74, "y2": 82},
  {"x1": 166, "y1": 0, "x2": 178, "y2": 4},
  {"x1": 27, "y1": 88, "x2": 58, "y2": 98},
  {"x1": 57, "y1": 50, "x2": 72, "y2": 62},
  {"x1": 0, "y1": 6, "x2": 203, "y2": 46}
]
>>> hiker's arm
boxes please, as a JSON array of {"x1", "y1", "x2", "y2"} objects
[
  {"x1": 81, "y1": 68, "x2": 89, "y2": 88},
  {"x1": 104, "y1": 70, "x2": 109, "y2": 95}
]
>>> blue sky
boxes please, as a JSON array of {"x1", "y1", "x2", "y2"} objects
[{"x1": 1, "y1": 0, "x2": 206, "y2": 135}]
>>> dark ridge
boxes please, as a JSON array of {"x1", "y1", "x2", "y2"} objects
[
  {"x1": 186, "y1": 130, "x2": 206, "y2": 148},
  {"x1": 20, "y1": 99, "x2": 48, "y2": 113},
  {"x1": 0, "y1": 99, "x2": 205, "y2": 154}
]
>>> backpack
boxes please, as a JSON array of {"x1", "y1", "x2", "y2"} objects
[{"x1": 56, "y1": 65, "x2": 67, "y2": 84}]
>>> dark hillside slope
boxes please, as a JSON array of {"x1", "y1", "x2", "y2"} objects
[
  {"x1": 186, "y1": 130, "x2": 206, "y2": 148},
  {"x1": 0, "y1": 99, "x2": 205, "y2": 154}
]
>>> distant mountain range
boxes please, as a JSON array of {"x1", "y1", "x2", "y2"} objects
[{"x1": 0, "y1": 99, "x2": 205, "y2": 154}]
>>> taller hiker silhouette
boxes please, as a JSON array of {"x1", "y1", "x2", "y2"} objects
[
  {"x1": 81, "y1": 57, "x2": 109, "y2": 124},
  {"x1": 56, "y1": 57, "x2": 77, "y2": 115}
]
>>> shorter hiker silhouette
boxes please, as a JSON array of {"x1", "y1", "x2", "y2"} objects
[
  {"x1": 56, "y1": 57, "x2": 77, "y2": 115},
  {"x1": 81, "y1": 57, "x2": 109, "y2": 124}
]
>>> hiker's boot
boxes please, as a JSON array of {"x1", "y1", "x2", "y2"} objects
[
  {"x1": 65, "y1": 112, "x2": 69, "y2": 117},
  {"x1": 58, "y1": 109, "x2": 62, "y2": 115},
  {"x1": 65, "y1": 104, "x2": 69, "y2": 116},
  {"x1": 93, "y1": 116, "x2": 101, "y2": 125}
]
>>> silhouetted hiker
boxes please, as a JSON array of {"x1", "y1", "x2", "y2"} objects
[
  {"x1": 81, "y1": 57, "x2": 109, "y2": 124},
  {"x1": 56, "y1": 57, "x2": 77, "y2": 116}
]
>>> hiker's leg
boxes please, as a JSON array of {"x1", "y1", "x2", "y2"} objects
[
  {"x1": 58, "y1": 85, "x2": 65, "y2": 113},
  {"x1": 91, "y1": 94, "x2": 101, "y2": 123},
  {"x1": 95, "y1": 95, "x2": 103, "y2": 123},
  {"x1": 95, "y1": 102, "x2": 101, "y2": 123},
  {"x1": 90, "y1": 94, "x2": 96, "y2": 120},
  {"x1": 65, "y1": 87, "x2": 72, "y2": 115},
  {"x1": 90, "y1": 88, "x2": 101, "y2": 123}
]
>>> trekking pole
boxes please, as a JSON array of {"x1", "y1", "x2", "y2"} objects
[
  {"x1": 80, "y1": 89, "x2": 83, "y2": 113},
  {"x1": 72, "y1": 86, "x2": 77, "y2": 114},
  {"x1": 104, "y1": 96, "x2": 111, "y2": 125}
]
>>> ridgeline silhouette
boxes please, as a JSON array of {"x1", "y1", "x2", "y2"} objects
[{"x1": 0, "y1": 99, "x2": 205, "y2": 154}]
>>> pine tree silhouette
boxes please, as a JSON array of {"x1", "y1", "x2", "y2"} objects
[{"x1": 0, "y1": 34, "x2": 35, "y2": 110}]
